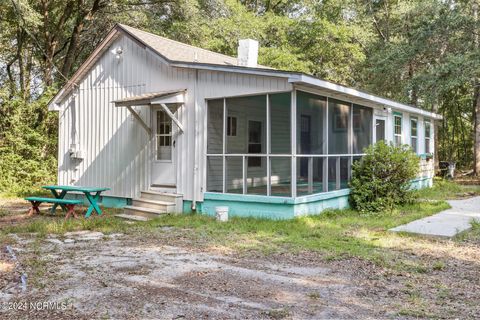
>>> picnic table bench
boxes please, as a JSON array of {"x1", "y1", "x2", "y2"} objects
[
  {"x1": 25, "y1": 197, "x2": 83, "y2": 219},
  {"x1": 25, "y1": 185, "x2": 110, "y2": 219}
]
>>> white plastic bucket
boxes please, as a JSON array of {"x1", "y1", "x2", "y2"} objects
[{"x1": 215, "y1": 206, "x2": 229, "y2": 222}]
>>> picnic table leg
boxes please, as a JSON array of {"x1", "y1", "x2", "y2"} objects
[
  {"x1": 49, "y1": 189, "x2": 68, "y2": 214},
  {"x1": 85, "y1": 191, "x2": 102, "y2": 218},
  {"x1": 64, "y1": 204, "x2": 78, "y2": 220},
  {"x1": 27, "y1": 201, "x2": 41, "y2": 216}
]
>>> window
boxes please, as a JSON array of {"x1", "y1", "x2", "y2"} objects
[
  {"x1": 156, "y1": 110, "x2": 172, "y2": 160},
  {"x1": 248, "y1": 120, "x2": 262, "y2": 167},
  {"x1": 394, "y1": 115, "x2": 402, "y2": 146},
  {"x1": 227, "y1": 116, "x2": 237, "y2": 136},
  {"x1": 425, "y1": 120, "x2": 431, "y2": 154},
  {"x1": 410, "y1": 118, "x2": 418, "y2": 153}
]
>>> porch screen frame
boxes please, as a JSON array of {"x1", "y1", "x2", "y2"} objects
[{"x1": 206, "y1": 89, "x2": 372, "y2": 198}]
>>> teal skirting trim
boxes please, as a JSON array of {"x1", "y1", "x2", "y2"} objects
[
  {"x1": 199, "y1": 189, "x2": 351, "y2": 220},
  {"x1": 65, "y1": 194, "x2": 130, "y2": 208},
  {"x1": 183, "y1": 200, "x2": 203, "y2": 214},
  {"x1": 410, "y1": 176, "x2": 433, "y2": 190},
  {"x1": 418, "y1": 153, "x2": 433, "y2": 160}
]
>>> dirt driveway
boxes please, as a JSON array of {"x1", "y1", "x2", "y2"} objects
[
  {"x1": 1, "y1": 232, "x2": 384, "y2": 319},
  {"x1": 1, "y1": 195, "x2": 480, "y2": 319}
]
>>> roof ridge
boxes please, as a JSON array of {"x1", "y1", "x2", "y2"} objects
[{"x1": 117, "y1": 24, "x2": 239, "y2": 64}]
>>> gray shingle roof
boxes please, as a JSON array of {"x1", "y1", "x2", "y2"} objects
[{"x1": 119, "y1": 24, "x2": 271, "y2": 69}]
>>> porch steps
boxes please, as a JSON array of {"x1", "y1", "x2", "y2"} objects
[
  {"x1": 132, "y1": 198, "x2": 176, "y2": 211},
  {"x1": 123, "y1": 205, "x2": 168, "y2": 219},
  {"x1": 114, "y1": 213, "x2": 149, "y2": 222},
  {"x1": 116, "y1": 190, "x2": 183, "y2": 221}
]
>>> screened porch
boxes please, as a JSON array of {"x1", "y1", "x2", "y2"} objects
[{"x1": 206, "y1": 90, "x2": 373, "y2": 198}]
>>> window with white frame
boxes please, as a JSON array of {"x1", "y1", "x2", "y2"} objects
[
  {"x1": 394, "y1": 115, "x2": 402, "y2": 146},
  {"x1": 227, "y1": 116, "x2": 237, "y2": 136},
  {"x1": 410, "y1": 118, "x2": 418, "y2": 153},
  {"x1": 425, "y1": 120, "x2": 431, "y2": 154}
]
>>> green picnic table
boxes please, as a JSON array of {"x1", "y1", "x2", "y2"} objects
[{"x1": 42, "y1": 185, "x2": 110, "y2": 218}]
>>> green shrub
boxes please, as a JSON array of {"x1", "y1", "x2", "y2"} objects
[
  {"x1": 349, "y1": 141, "x2": 419, "y2": 213},
  {"x1": 0, "y1": 91, "x2": 58, "y2": 196}
]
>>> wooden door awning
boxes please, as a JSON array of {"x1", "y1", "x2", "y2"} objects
[{"x1": 113, "y1": 89, "x2": 186, "y2": 134}]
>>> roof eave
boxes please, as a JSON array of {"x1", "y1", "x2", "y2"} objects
[
  {"x1": 47, "y1": 26, "x2": 122, "y2": 110},
  {"x1": 289, "y1": 74, "x2": 443, "y2": 120}
]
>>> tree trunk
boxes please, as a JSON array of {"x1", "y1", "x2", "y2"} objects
[
  {"x1": 473, "y1": 1, "x2": 480, "y2": 175},
  {"x1": 474, "y1": 86, "x2": 480, "y2": 174}
]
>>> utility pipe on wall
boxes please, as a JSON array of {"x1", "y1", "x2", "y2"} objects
[{"x1": 191, "y1": 69, "x2": 199, "y2": 211}]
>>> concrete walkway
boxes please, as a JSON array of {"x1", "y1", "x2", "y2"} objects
[{"x1": 390, "y1": 196, "x2": 480, "y2": 237}]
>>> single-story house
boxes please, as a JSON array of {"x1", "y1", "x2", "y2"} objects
[{"x1": 48, "y1": 24, "x2": 442, "y2": 219}]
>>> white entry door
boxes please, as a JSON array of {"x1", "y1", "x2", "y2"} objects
[{"x1": 151, "y1": 108, "x2": 176, "y2": 187}]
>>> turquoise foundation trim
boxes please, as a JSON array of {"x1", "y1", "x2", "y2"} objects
[
  {"x1": 196, "y1": 177, "x2": 433, "y2": 220},
  {"x1": 65, "y1": 194, "x2": 130, "y2": 208},
  {"x1": 199, "y1": 189, "x2": 351, "y2": 220},
  {"x1": 410, "y1": 176, "x2": 433, "y2": 190}
]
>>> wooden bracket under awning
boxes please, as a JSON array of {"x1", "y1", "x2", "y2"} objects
[
  {"x1": 113, "y1": 89, "x2": 186, "y2": 135},
  {"x1": 126, "y1": 106, "x2": 152, "y2": 135}
]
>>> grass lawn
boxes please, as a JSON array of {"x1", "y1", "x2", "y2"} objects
[
  {"x1": 1, "y1": 179, "x2": 480, "y2": 318},
  {"x1": 1, "y1": 179, "x2": 478, "y2": 269}
]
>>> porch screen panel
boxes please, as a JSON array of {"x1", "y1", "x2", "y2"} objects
[
  {"x1": 226, "y1": 157, "x2": 243, "y2": 194},
  {"x1": 328, "y1": 99, "x2": 350, "y2": 154},
  {"x1": 296, "y1": 91, "x2": 326, "y2": 154},
  {"x1": 207, "y1": 99, "x2": 224, "y2": 154},
  {"x1": 246, "y1": 156, "x2": 267, "y2": 195},
  {"x1": 271, "y1": 157, "x2": 291, "y2": 196},
  {"x1": 297, "y1": 157, "x2": 324, "y2": 196},
  {"x1": 340, "y1": 157, "x2": 349, "y2": 189},
  {"x1": 270, "y1": 92, "x2": 291, "y2": 154},
  {"x1": 226, "y1": 95, "x2": 266, "y2": 155},
  {"x1": 328, "y1": 158, "x2": 337, "y2": 190},
  {"x1": 206, "y1": 156, "x2": 223, "y2": 192},
  {"x1": 352, "y1": 104, "x2": 372, "y2": 153}
]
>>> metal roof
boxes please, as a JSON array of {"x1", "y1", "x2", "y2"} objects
[{"x1": 113, "y1": 89, "x2": 186, "y2": 106}]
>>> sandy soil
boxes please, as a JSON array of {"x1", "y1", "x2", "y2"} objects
[
  {"x1": 1, "y1": 233, "x2": 383, "y2": 320},
  {"x1": 1, "y1": 198, "x2": 479, "y2": 319}
]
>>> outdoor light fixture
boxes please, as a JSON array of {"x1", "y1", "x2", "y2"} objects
[{"x1": 115, "y1": 46, "x2": 123, "y2": 61}]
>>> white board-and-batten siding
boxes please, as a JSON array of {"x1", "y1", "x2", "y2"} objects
[{"x1": 57, "y1": 33, "x2": 291, "y2": 201}]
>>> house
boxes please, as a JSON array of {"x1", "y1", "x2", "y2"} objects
[{"x1": 48, "y1": 24, "x2": 442, "y2": 219}]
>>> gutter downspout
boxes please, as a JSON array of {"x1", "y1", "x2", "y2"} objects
[{"x1": 192, "y1": 69, "x2": 199, "y2": 211}]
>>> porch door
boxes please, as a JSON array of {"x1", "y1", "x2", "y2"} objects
[
  {"x1": 151, "y1": 108, "x2": 176, "y2": 187},
  {"x1": 374, "y1": 116, "x2": 386, "y2": 143}
]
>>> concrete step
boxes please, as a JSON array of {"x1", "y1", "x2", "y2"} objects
[
  {"x1": 132, "y1": 198, "x2": 175, "y2": 211},
  {"x1": 123, "y1": 205, "x2": 167, "y2": 219},
  {"x1": 141, "y1": 190, "x2": 183, "y2": 213},
  {"x1": 141, "y1": 190, "x2": 183, "y2": 201},
  {"x1": 115, "y1": 214, "x2": 150, "y2": 221}
]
